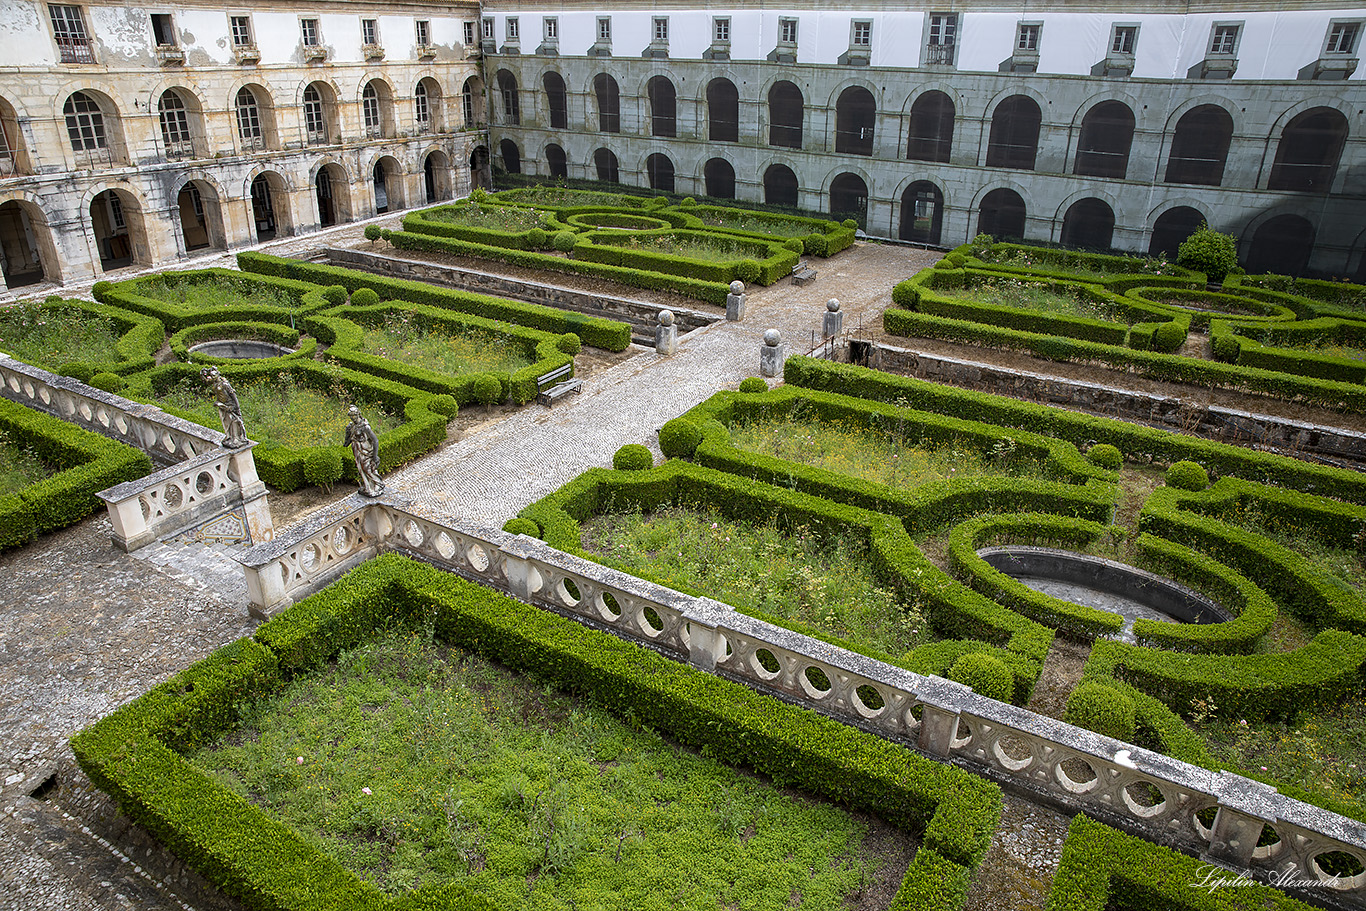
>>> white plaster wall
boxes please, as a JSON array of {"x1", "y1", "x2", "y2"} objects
[
  {"x1": 179, "y1": 9, "x2": 233, "y2": 65},
  {"x1": 0, "y1": 1, "x2": 54, "y2": 66}
]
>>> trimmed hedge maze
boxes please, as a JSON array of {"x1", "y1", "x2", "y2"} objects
[
  {"x1": 72, "y1": 554, "x2": 1001, "y2": 911},
  {"x1": 375, "y1": 188, "x2": 856, "y2": 306},
  {"x1": 888, "y1": 242, "x2": 1366, "y2": 413}
]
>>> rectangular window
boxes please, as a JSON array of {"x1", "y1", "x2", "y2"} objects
[
  {"x1": 713, "y1": 17, "x2": 730, "y2": 43},
  {"x1": 49, "y1": 5, "x2": 95, "y2": 63},
  {"x1": 1327, "y1": 21, "x2": 1361, "y2": 54},
  {"x1": 151, "y1": 13, "x2": 175, "y2": 46},
  {"x1": 597, "y1": 16, "x2": 611, "y2": 42},
  {"x1": 300, "y1": 18, "x2": 319, "y2": 46},
  {"x1": 462, "y1": 20, "x2": 474, "y2": 46},
  {"x1": 230, "y1": 15, "x2": 252, "y2": 47},
  {"x1": 416, "y1": 20, "x2": 430, "y2": 47},
  {"x1": 1209, "y1": 24, "x2": 1238, "y2": 55},
  {"x1": 482, "y1": 17, "x2": 494, "y2": 40},
  {"x1": 1017, "y1": 23, "x2": 1041, "y2": 51},
  {"x1": 543, "y1": 17, "x2": 557, "y2": 40},
  {"x1": 653, "y1": 17, "x2": 668, "y2": 43},
  {"x1": 851, "y1": 20, "x2": 871, "y2": 47},
  {"x1": 506, "y1": 17, "x2": 518, "y2": 41},
  {"x1": 361, "y1": 19, "x2": 377, "y2": 46},
  {"x1": 779, "y1": 18, "x2": 798, "y2": 44},
  {"x1": 928, "y1": 13, "x2": 956, "y2": 46},
  {"x1": 1111, "y1": 25, "x2": 1137, "y2": 55}
]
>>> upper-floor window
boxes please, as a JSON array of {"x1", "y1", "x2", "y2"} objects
[
  {"x1": 362, "y1": 83, "x2": 380, "y2": 136},
  {"x1": 851, "y1": 20, "x2": 872, "y2": 47},
  {"x1": 506, "y1": 17, "x2": 519, "y2": 42},
  {"x1": 361, "y1": 19, "x2": 377, "y2": 46},
  {"x1": 158, "y1": 90, "x2": 193, "y2": 157},
  {"x1": 300, "y1": 18, "x2": 320, "y2": 46},
  {"x1": 597, "y1": 16, "x2": 611, "y2": 42},
  {"x1": 462, "y1": 21, "x2": 474, "y2": 46},
  {"x1": 1326, "y1": 20, "x2": 1362, "y2": 55},
  {"x1": 653, "y1": 17, "x2": 669, "y2": 43},
  {"x1": 414, "y1": 81, "x2": 430, "y2": 129},
  {"x1": 49, "y1": 5, "x2": 95, "y2": 64},
  {"x1": 63, "y1": 91, "x2": 105, "y2": 150},
  {"x1": 1209, "y1": 24, "x2": 1239, "y2": 55},
  {"x1": 151, "y1": 13, "x2": 176, "y2": 46},
  {"x1": 416, "y1": 20, "x2": 430, "y2": 47},
  {"x1": 235, "y1": 86, "x2": 263, "y2": 147},
  {"x1": 713, "y1": 17, "x2": 730, "y2": 43},
  {"x1": 230, "y1": 15, "x2": 252, "y2": 47},
  {"x1": 482, "y1": 18, "x2": 494, "y2": 40},
  {"x1": 1111, "y1": 25, "x2": 1137, "y2": 55},
  {"x1": 926, "y1": 12, "x2": 957, "y2": 65},
  {"x1": 779, "y1": 17, "x2": 798, "y2": 44},
  {"x1": 543, "y1": 17, "x2": 557, "y2": 41},
  {"x1": 303, "y1": 85, "x2": 326, "y2": 143},
  {"x1": 1018, "y1": 23, "x2": 1041, "y2": 51}
]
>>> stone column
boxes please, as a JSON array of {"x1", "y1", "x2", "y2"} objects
[
  {"x1": 759, "y1": 328, "x2": 785, "y2": 377},
  {"x1": 822, "y1": 298, "x2": 843, "y2": 339},
  {"x1": 655, "y1": 309, "x2": 678, "y2": 355}
]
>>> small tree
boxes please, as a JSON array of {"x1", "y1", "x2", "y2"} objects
[{"x1": 1177, "y1": 226, "x2": 1239, "y2": 285}]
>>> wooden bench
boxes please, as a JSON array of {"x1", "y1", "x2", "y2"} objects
[
  {"x1": 536, "y1": 363, "x2": 582, "y2": 406},
  {"x1": 792, "y1": 260, "x2": 818, "y2": 285}
]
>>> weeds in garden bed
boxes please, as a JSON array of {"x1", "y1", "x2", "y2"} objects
[
  {"x1": 359, "y1": 314, "x2": 533, "y2": 377},
  {"x1": 0, "y1": 430, "x2": 52, "y2": 495},
  {"x1": 617, "y1": 234, "x2": 770, "y2": 264},
  {"x1": 696, "y1": 212, "x2": 813, "y2": 239},
  {"x1": 137, "y1": 277, "x2": 297, "y2": 312},
  {"x1": 193, "y1": 626, "x2": 894, "y2": 905},
  {"x1": 940, "y1": 279, "x2": 1117, "y2": 321},
  {"x1": 0, "y1": 302, "x2": 123, "y2": 371},
  {"x1": 426, "y1": 204, "x2": 547, "y2": 232}
]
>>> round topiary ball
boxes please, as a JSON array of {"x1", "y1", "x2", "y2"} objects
[
  {"x1": 527, "y1": 227, "x2": 548, "y2": 249},
  {"x1": 736, "y1": 260, "x2": 761, "y2": 283},
  {"x1": 557, "y1": 333, "x2": 582, "y2": 355},
  {"x1": 503, "y1": 517, "x2": 540, "y2": 537},
  {"x1": 1087, "y1": 443, "x2": 1122, "y2": 470},
  {"x1": 1064, "y1": 682, "x2": 1136, "y2": 742},
  {"x1": 321, "y1": 285, "x2": 348, "y2": 307},
  {"x1": 363, "y1": 224, "x2": 384, "y2": 242},
  {"x1": 472, "y1": 374, "x2": 502, "y2": 408},
  {"x1": 553, "y1": 230, "x2": 577, "y2": 253},
  {"x1": 91, "y1": 281, "x2": 113, "y2": 301},
  {"x1": 947, "y1": 653, "x2": 1014, "y2": 703},
  {"x1": 303, "y1": 447, "x2": 345, "y2": 492},
  {"x1": 659, "y1": 417, "x2": 702, "y2": 460},
  {"x1": 427, "y1": 394, "x2": 459, "y2": 419},
  {"x1": 613, "y1": 444, "x2": 654, "y2": 471},
  {"x1": 783, "y1": 238, "x2": 804, "y2": 253},
  {"x1": 351, "y1": 287, "x2": 380, "y2": 308},
  {"x1": 679, "y1": 196, "x2": 697, "y2": 207},
  {"x1": 1166, "y1": 460, "x2": 1210, "y2": 491},
  {"x1": 739, "y1": 377, "x2": 767, "y2": 394},
  {"x1": 89, "y1": 372, "x2": 125, "y2": 394},
  {"x1": 842, "y1": 218, "x2": 858, "y2": 229}
]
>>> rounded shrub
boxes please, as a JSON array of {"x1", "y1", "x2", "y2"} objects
[
  {"x1": 321, "y1": 285, "x2": 348, "y2": 307},
  {"x1": 659, "y1": 417, "x2": 702, "y2": 460},
  {"x1": 527, "y1": 227, "x2": 548, "y2": 249},
  {"x1": 805, "y1": 235, "x2": 829, "y2": 257},
  {"x1": 303, "y1": 447, "x2": 345, "y2": 492},
  {"x1": 1177, "y1": 226, "x2": 1239, "y2": 285},
  {"x1": 891, "y1": 281, "x2": 920, "y2": 309},
  {"x1": 842, "y1": 218, "x2": 858, "y2": 229},
  {"x1": 472, "y1": 373, "x2": 502, "y2": 408},
  {"x1": 58, "y1": 362, "x2": 95, "y2": 383},
  {"x1": 736, "y1": 260, "x2": 761, "y2": 284},
  {"x1": 943, "y1": 251, "x2": 968, "y2": 268},
  {"x1": 363, "y1": 224, "x2": 383, "y2": 242},
  {"x1": 91, "y1": 281, "x2": 113, "y2": 302},
  {"x1": 557, "y1": 333, "x2": 582, "y2": 356},
  {"x1": 679, "y1": 196, "x2": 697, "y2": 207},
  {"x1": 553, "y1": 230, "x2": 577, "y2": 253},
  {"x1": 1166, "y1": 460, "x2": 1210, "y2": 491},
  {"x1": 428, "y1": 394, "x2": 459, "y2": 419},
  {"x1": 351, "y1": 287, "x2": 380, "y2": 308},
  {"x1": 89, "y1": 372, "x2": 125, "y2": 394},
  {"x1": 503, "y1": 517, "x2": 540, "y2": 537},
  {"x1": 470, "y1": 188, "x2": 488, "y2": 202},
  {"x1": 739, "y1": 376, "x2": 768, "y2": 394},
  {"x1": 1211, "y1": 333, "x2": 1241, "y2": 363},
  {"x1": 1152, "y1": 321, "x2": 1186, "y2": 353},
  {"x1": 613, "y1": 444, "x2": 654, "y2": 471},
  {"x1": 947, "y1": 653, "x2": 1014, "y2": 703},
  {"x1": 1065, "y1": 682, "x2": 1136, "y2": 742},
  {"x1": 652, "y1": 196, "x2": 668, "y2": 207},
  {"x1": 1086, "y1": 443, "x2": 1122, "y2": 470},
  {"x1": 783, "y1": 238, "x2": 804, "y2": 254}
]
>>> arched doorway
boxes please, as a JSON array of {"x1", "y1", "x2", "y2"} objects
[
  {"x1": 0, "y1": 200, "x2": 55, "y2": 287},
  {"x1": 372, "y1": 157, "x2": 402, "y2": 214},
  {"x1": 494, "y1": 70, "x2": 520, "y2": 125},
  {"x1": 704, "y1": 158, "x2": 735, "y2": 199},
  {"x1": 977, "y1": 188, "x2": 1026, "y2": 239},
  {"x1": 176, "y1": 180, "x2": 225, "y2": 252},
  {"x1": 646, "y1": 153, "x2": 674, "y2": 193},
  {"x1": 986, "y1": 96, "x2": 1042, "y2": 170},
  {"x1": 768, "y1": 81, "x2": 803, "y2": 149},
  {"x1": 764, "y1": 164, "x2": 798, "y2": 208},
  {"x1": 545, "y1": 144, "x2": 567, "y2": 179},
  {"x1": 834, "y1": 86, "x2": 876, "y2": 156},
  {"x1": 423, "y1": 150, "x2": 450, "y2": 204},
  {"x1": 594, "y1": 148, "x2": 619, "y2": 183},
  {"x1": 1059, "y1": 198, "x2": 1114, "y2": 250},
  {"x1": 89, "y1": 189, "x2": 147, "y2": 270},
  {"x1": 900, "y1": 181, "x2": 943, "y2": 244},
  {"x1": 542, "y1": 72, "x2": 567, "y2": 129},
  {"x1": 469, "y1": 145, "x2": 491, "y2": 191},
  {"x1": 461, "y1": 76, "x2": 485, "y2": 127},
  {"x1": 707, "y1": 78, "x2": 739, "y2": 142},
  {"x1": 593, "y1": 74, "x2": 620, "y2": 133},
  {"x1": 1247, "y1": 215, "x2": 1315, "y2": 275},
  {"x1": 316, "y1": 168, "x2": 338, "y2": 227},
  {"x1": 499, "y1": 139, "x2": 521, "y2": 174},
  {"x1": 249, "y1": 172, "x2": 290, "y2": 241},
  {"x1": 647, "y1": 76, "x2": 676, "y2": 138},
  {"x1": 1148, "y1": 207, "x2": 1205, "y2": 258},
  {"x1": 1165, "y1": 105, "x2": 1233, "y2": 186},
  {"x1": 0, "y1": 97, "x2": 27, "y2": 176},
  {"x1": 830, "y1": 173, "x2": 868, "y2": 228},
  {"x1": 1074, "y1": 101, "x2": 1135, "y2": 179}
]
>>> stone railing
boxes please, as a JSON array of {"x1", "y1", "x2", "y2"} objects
[
  {"x1": 0, "y1": 353, "x2": 273, "y2": 548},
  {"x1": 237, "y1": 496, "x2": 1366, "y2": 908}
]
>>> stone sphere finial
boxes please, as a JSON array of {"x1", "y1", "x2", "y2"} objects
[
  {"x1": 729, "y1": 280, "x2": 745, "y2": 295},
  {"x1": 827, "y1": 298, "x2": 841, "y2": 312},
  {"x1": 658, "y1": 309, "x2": 675, "y2": 327},
  {"x1": 763, "y1": 328, "x2": 781, "y2": 347}
]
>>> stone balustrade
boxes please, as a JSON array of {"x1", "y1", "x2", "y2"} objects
[{"x1": 237, "y1": 496, "x2": 1366, "y2": 907}]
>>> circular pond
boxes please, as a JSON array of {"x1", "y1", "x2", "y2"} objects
[
  {"x1": 979, "y1": 546, "x2": 1230, "y2": 641},
  {"x1": 189, "y1": 339, "x2": 296, "y2": 359}
]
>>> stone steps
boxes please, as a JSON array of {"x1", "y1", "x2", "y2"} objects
[{"x1": 131, "y1": 541, "x2": 248, "y2": 608}]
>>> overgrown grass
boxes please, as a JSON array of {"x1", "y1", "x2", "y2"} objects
[
  {"x1": 427, "y1": 204, "x2": 547, "y2": 232},
  {"x1": 0, "y1": 302, "x2": 123, "y2": 371},
  {"x1": 582, "y1": 507, "x2": 930, "y2": 658},
  {"x1": 696, "y1": 212, "x2": 813, "y2": 239},
  {"x1": 136, "y1": 277, "x2": 297, "y2": 313},
  {"x1": 615, "y1": 233, "x2": 771, "y2": 264},
  {"x1": 0, "y1": 430, "x2": 52, "y2": 495},
  {"x1": 193, "y1": 626, "x2": 891, "y2": 906},
  {"x1": 504, "y1": 189, "x2": 640, "y2": 209},
  {"x1": 359, "y1": 314, "x2": 533, "y2": 377},
  {"x1": 939, "y1": 278, "x2": 1117, "y2": 321},
  {"x1": 156, "y1": 374, "x2": 399, "y2": 449},
  {"x1": 1294, "y1": 341, "x2": 1366, "y2": 363}
]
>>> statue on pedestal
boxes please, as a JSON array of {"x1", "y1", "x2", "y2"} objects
[
  {"x1": 200, "y1": 366, "x2": 247, "y2": 448},
  {"x1": 345, "y1": 405, "x2": 385, "y2": 497}
]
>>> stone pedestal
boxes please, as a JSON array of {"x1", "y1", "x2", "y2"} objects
[
  {"x1": 823, "y1": 298, "x2": 843, "y2": 339},
  {"x1": 759, "y1": 328, "x2": 785, "y2": 378},
  {"x1": 726, "y1": 280, "x2": 747, "y2": 320},
  {"x1": 655, "y1": 309, "x2": 678, "y2": 355}
]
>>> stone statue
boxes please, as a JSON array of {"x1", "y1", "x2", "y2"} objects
[
  {"x1": 200, "y1": 366, "x2": 247, "y2": 448},
  {"x1": 344, "y1": 405, "x2": 385, "y2": 497}
]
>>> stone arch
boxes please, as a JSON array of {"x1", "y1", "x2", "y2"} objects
[
  {"x1": 1072, "y1": 100, "x2": 1136, "y2": 179},
  {"x1": 61, "y1": 88, "x2": 128, "y2": 164},
  {"x1": 985, "y1": 94, "x2": 1043, "y2": 170},
  {"x1": 299, "y1": 80, "x2": 342, "y2": 146},
  {"x1": 1268, "y1": 107, "x2": 1348, "y2": 193},
  {"x1": 0, "y1": 196, "x2": 61, "y2": 287},
  {"x1": 247, "y1": 169, "x2": 293, "y2": 241},
  {"x1": 461, "y1": 75, "x2": 486, "y2": 127},
  {"x1": 645, "y1": 152, "x2": 674, "y2": 193},
  {"x1": 422, "y1": 148, "x2": 452, "y2": 203},
  {"x1": 359, "y1": 76, "x2": 397, "y2": 139},
  {"x1": 469, "y1": 144, "x2": 491, "y2": 190},
  {"x1": 975, "y1": 187, "x2": 1027, "y2": 240},
  {"x1": 1245, "y1": 213, "x2": 1316, "y2": 276},
  {"x1": 232, "y1": 82, "x2": 278, "y2": 151},
  {"x1": 494, "y1": 68, "x2": 521, "y2": 126},
  {"x1": 156, "y1": 86, "x2": 205, "y2": 159},
  {"x1": 763, "y1": 162, "x2": 799, "y2": 208},
  {"x1": 544, "y1": 143, "x2": 567, "y2": 179},
  {"x1": 86, "y1": 185, "x2": 150, "y2": 270},
  {"x1": 592, "y1": 73, "x2": 621, "y2": 134},
  {"x1": 834, "y1": 85, "x2": 877, "y2": 156},
  {"x1": 767, "y1": 79, "x2": 804, "y2": 150},
  {"x1": 703, "y1": 157, "x2": 735, "y2": 199},
  {"x1": 370, "y1": 155, "x2": 403, "y2": 214},
  {"x1": 310, "y1": 159, "x2": 352, "y2": 227},
  {"x1": 705, "y1": 77, "x2": 739, "y2": 143},
  {"x1": 828, "y1": 171, "x2": 870, "y2": 227},
  {"x1": 906, "y1": 90, "x2": 955, "y2": 163},
  {"x1": 593, "y1": 147, "x2": 619, "y2": 183},
  {"x1": 646, "y1": 75, "x2": 677, "y2": 138},
  {"x1": 173, "y1": 177, "x2": 227, "y2": 253},
  {"x1": 0, "y1": 95, "x2": 29, "y2": 175},
  {"x1": 413, "y1": 75, "x2": 444, "y2": 134},
  {"x1": 1165, "y1": 104, "x2": 1235, "y2": 186},
  {"x1": 1148, "y1": 206, "x2": 1207, "y2": 259},
  {"x1": 499, "y1": 138, "x2": 521, "y2": 174},
  {"x1": 1059, "y1": 197, "x2": 1116, "y2": 250},
  {"x1": 899, "y1": 180, "x2": 944, "y2": 245},
  {"x1": 541, "y1": 70, "x2": 568, "y2": 130}
]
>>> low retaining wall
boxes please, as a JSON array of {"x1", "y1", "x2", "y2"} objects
[{"x1": 235, "y1": 495, "x2": 1366, "y2": 909}]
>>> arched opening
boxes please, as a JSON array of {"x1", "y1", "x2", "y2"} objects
[
  {"x1": 907, "y1": 91, "x2": 954, "y2": 163},
  {"x1": 302, "y1": 82, "x2": 339, "y2": 146},
  {"x1": 545, "y1": 143, "x2": 567, "y2": 179},
  {"x1": 250, "y1": 172, "x2": 290, "y2": 241},
  {"x1": 1149, "y1": 207, "x2": 1205, "y2": 259},
  {"x1": 423, "y1": 150, "x2": 451, "y2": 203},
  {"x1": 495, "y1": 69, "x2": 520, "y2": 126},
  {"x1": 1247, "y1": 215, "x2": 1315, "y2": 276},
  {"x1": 414, "y1": 78, "x2": 443, "y2": 134},
  {"x1": 1074, "y1": 101, "x2": 1135, "y2": 179},
  {"x1": 500, "y1": 138, "x2": 521, "y2": 175},
  {"x1": 986, "y1": 95, "x2": 1042, "y2": 170},
  {"x1": 361, "y1": 80, "x2": 395, "y2": 139},
  {"x1": 830, "y1": 173, "x2": 868, "y2": 228},
  {"x1": 834, "y1": 86, "x2": 876, "y2": 156},
  {"x1": 469, "y1": 145, "x2": 491, "y2": 191},
  {"x1": 764, "y1": 164, "x2": 799, "y2": 209},
  {"x1": 316, "y1": 163, "x2": 352, "y2": 226},
  {"x1": 1269, "y1": 108, "x2": 1348, "y2": 193},
  {"x1": 157, "y1": 89, "x2": 200, "y2": 160},
  {"x1": 89, "y1": 189, "x2": 147, "y2": 270},
  {"x1": 461, "y1": 76, "x2": 485, "y2": 127},
  {"x1": 768, "y1": 81, "x2": 803, "y2": 149},
  {"x1": 594, "y1": 74, "x2": 620, "y2": 133},
  {"x1": 63, "y1": 90, "x2": 123, "y2": 164},
  {"x1": 1165, "y1": 105, "x2": 1233, "y2": 186},
  {"x1": 594, "y1": 148, "x2": 619, "y2": 183},
  {"x1": 1059, "y1": 198, "x2": 1115, "y2": 250},
  {"x1": 542, "y1": 72, "x2": 567, "y2": 130},
  {"x1": 900, "y1": 181, "x2": 943, "y2": 245},
  {"x1": 707, "y1": 78, "x2": 739, "y2": 143},
  {"x1": 704, "y1": 158, "x2": 735, "y2": 199},
  {"x1": 647, "y1": 76, "x2": 676, "y2": 138},
  {"x1": 235, "y1": 85, "x2": 272, "y2": 151},
  {"x1": 977, "y1": 188, "x2": 1027, "y2": 240},
  {"x1": 372, "y1": 157, "x2": 402, "y2": 214},
  {"x1": 0, "y1": 200, "x2": 55, "y2": 288},
  {"x1": 0, "y1": 97, "x2": 26, "y2": 176},
  {"x1": 175, "y1": 180, "x2": 225, "y2": 252},
  {"x1": 646, "y1": 153, "x2": 674, "y2": 193}
]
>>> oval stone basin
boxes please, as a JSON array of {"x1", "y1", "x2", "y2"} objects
[
  {"x1": 189, "y1": 339, "x2": 295, "y2": 359},
  {"x1": 979, "y1": 545, "x2": 1231, "y2": 641}
]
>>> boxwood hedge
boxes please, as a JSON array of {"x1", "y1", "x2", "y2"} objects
[{"x1": 94, "y1": 268, "x2": 332, "y2": 333}]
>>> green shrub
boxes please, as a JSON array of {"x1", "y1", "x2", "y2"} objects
[
  {"x1": 1177, "y1": 226, "x2": 1239, "y2": 285},
  {"x1": 363, "y1": 225, "x2": 383, "y2": 242},
  {"x1": 302, "y1": 447, "x2": 345, "y2": 492},
  {"x1": 552, "y1": 230, "x2": 577, "y2": 252},
  {"x1": 1166, "y1": 460, "x2": 1209, "y2": 491},
  {"x1": 1064, "y1": 683, "x2": 1136, "y2": 741},
  {"x1": 943, "y1": 252, "x2": 967, "y2": 268},
  {"x1": 613, "y1": 444, "x2": 654, "y2": 471},
  {"x1": 321, "y1": 285, "x2": 348, "y2": 307},
  {"x1": 91, "y1": 281, "x2": 113, "y2": 300},
  {"x1": 736, "y1": 260, "x2": 761, "y2": 283},
  {"x1": 89, "y1": 372, "x2": 125, "y2": 394},
  {"x1": 948, "y1": 653, "x2": 1014, "y2": 702},
  {"x1": 557, "y1": 332, "x2": 582, "y2": 355},
  {"x1": 968, "y1": 234, "x2": 994, "y2": 259},
  {"x1": 350, "y1": 288, "x2": 380, "y2": 308},
  {"x1": 1086, "y1": 444, "x2": 1122, "y2": 470},
  {"x1": 1151, "y1": 320, "x2": 1187, "y2": 352},
  {"x1": 58, "y1": 362, "x2": 95, "y2": 383},
  {"x1": 739, "y1": 377, "x2": 768, "y2": 394},
  {"x1": 659, "y1": 417, "x2": 702, "y2": 459},
  {"x1": 526, "y1": 227, "x2": 548, "y2": 249},
  {"x1": 842, "y1": 219, "x2": 858, "y2": 229},
  {"x1": 503, "y1": 517, "x2": 540, "y2": 537},
  {"x1": 679, "y1": 197, "x2": 696, "y2": 207},
  {"x1": 783, "y1": 238, "x2": 804, "y2": 254},
  {"x1": 427, "y1": 394, "x2": 459, "y2": 419},
  {"x1": 805, "y1": 235, "x2": 829, "y2": 257},
  {"x1": 472, "y1": 373, "x2": 502, "y2": 408}
]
